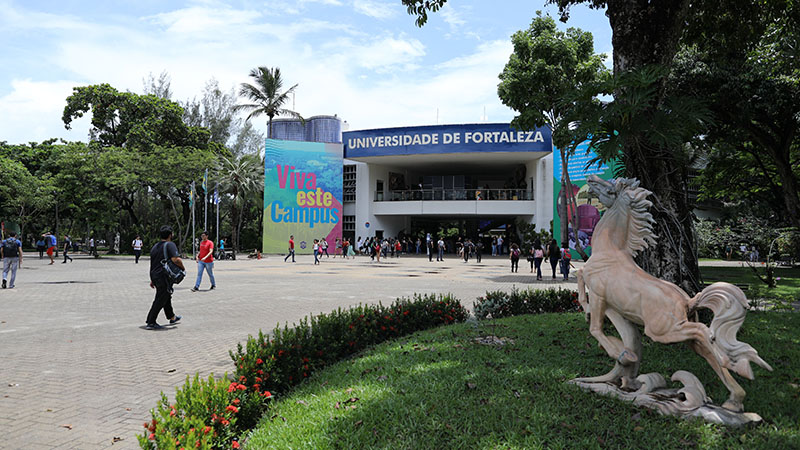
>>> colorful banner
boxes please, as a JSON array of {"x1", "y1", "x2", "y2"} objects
[
  {"x1": 263, "y1": 139, "x2": 343, "y2": 254},
  {"x1": 552, "y1": 141, "x2": 616, "y2": 256}
]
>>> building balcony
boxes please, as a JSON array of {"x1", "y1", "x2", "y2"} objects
[{"x1": 372, "y1": 189, "x2": 535, "y2": 216}]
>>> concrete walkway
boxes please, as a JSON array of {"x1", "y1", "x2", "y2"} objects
[{"x1": 0, "y1": 252, "x2": 574, "y2": 449}]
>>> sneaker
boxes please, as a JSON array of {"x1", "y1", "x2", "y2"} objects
[
  {"x1": 145, "y1": 323, "x2": 164, "y2": 330},
  {"x1": 1, "y1": 279, "x2": 5, "y2": 288},
  {"x1": 190, "y1": 287, "x2": 199, "y2": 292},
  {"x1": 209, "y1": 285, "x2": 216, "y2": 290},
  {"x1": 169, "y1": 315, "x2": 182, "y2": 324}
]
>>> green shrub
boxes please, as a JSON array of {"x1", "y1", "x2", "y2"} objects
[
  {"x1": 231, "y1": 293, "x2": 468, "y2": 395},
  {"x1": 140, "y1": 293, "x2": 467, "y2": 449},
  {"x1": 473, "y1": 287, "x2": 580, "y2": 319},
  {"x1": 137, "y1": 373, "x2": 269, "y2": 450}
]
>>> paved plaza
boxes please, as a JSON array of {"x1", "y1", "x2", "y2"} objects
[{"x1": 0, "y1": 251, "x2": 577, "y2": 449}]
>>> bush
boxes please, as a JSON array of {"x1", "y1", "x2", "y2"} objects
[
  {"x1": 137, "y1": 374, "x2": 269, "y2": 450},
  {"x1": 140, "y1": 293, "x2": 467, "y2": 449},
  {"x1": 473, "y1": 287, "x2": 580, "y2": 319}
]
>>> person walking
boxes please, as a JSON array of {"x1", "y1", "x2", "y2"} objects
[
  {"x1": 437, "y1": 237, "x2": 445, "y2": 262},
  {"x1": 45, "y1": 232, "x2": 56, "y2": 265},
  {"x1": 191, "y1": 231, "x2": 216, "y2": 292},
  {"x1": 532, "y1": 242, "x2": 544, "y2": 280},
  {"x1": 36, "y1": 236, "x2": 45, "y2": 259},
  {"x1": 2, "y1": 231, "x2": 23, "y2": 289},
  {"x1": 284, "y1": 235, "x2": 295, "y2": 262},
  {"x1": 497, "y1": 236, "x2": 504, "y2": 256},
  {"x1": 510, "y1": 243, "x2": 520, "y2": 273},
  {"x1": 62, "y1": 234, "x2": 73, "y2": 263},
  {"x1": 560, "y1": 243, "x2": 573, "y2": 280},
  {"x1": 146, "y1": 226, "x2": 184, "y2": 330},
  {"x1": 491, "y1": 236, "x2": 497, "y2": 256},
  {"x1": 475, "y1": 240, "x2": 483, "y2": 263},
  {"x1": 342, "y1": 238, "x2": 349, "y2": 259},
  {"x1": 321, "y1": 238, "x2": 330, "y2": 257},
  {"x1": 547, "y1": 239, "x2": 561, "y2": 279},
  {"x1": 88, "y1": 236, "x2": 97, "y2": 257},
  {"x1": 313, "y1": 239, "x2": 320, "y2": 264},
  {"x1": 132, "y1": 235, "x2": 143, "y2": 264}
]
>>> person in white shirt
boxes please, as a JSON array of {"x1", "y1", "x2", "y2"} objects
[{"x1": 132, "y1": 235, "x2": 143, "y2": 264}]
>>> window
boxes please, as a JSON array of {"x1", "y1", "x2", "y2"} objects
[
  {"x1": 343, "y1": 165, "x2": 356, "y2": 203},
  {"x1": 343, "y1": 215, "x2": 355, "y2": 232}
]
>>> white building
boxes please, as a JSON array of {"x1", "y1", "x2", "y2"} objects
[{"x1": 341, "y1": 123, "x2": 554, "y2": 242}]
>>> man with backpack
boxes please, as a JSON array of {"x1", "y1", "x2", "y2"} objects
[
  {"x1": 2, "y1": 231, "x2": 23, "y2": 289},
  {"x1": 146, "y1": 226, "x2": 185, "y2": 330}
]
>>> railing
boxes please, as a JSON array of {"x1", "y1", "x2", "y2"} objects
[{"x1": 374, "y1": 188, "x2": 534, "y2": 202}]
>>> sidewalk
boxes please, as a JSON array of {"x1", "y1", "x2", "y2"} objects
[{"x1": 0, "y1": 253, "x2": 573, "y2": 449}]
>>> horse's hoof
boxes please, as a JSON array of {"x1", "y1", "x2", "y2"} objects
[
  {"x1": 722, "y1": 399, "x2": 744, "y2": 413},
  {"x1": 618, "y1": 348, "x2": 639, "y2": 365}
]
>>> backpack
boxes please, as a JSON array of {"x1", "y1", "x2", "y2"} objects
[
  {"x1": 534, "y1": 249, "x2": 544, "y2": 258},
  {"x1": 3, "y1": 238, "x2": 19, "y2": 257},
  {"x1": 512, "y1": 248, "x2": 521, "y2": 257}
]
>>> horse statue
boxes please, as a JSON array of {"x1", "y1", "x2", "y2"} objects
[{"x1": 574, "y1": 175, "x2": 771, "y2": 413}]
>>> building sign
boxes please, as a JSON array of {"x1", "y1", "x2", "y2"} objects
[
  {"x1": 344, "y1": 123, "x2": 552, "y2": 158},
  {"x1": 552, "y1": 141, "x2": 616, "y2": 255},
  {"x1": 263, "y1": 139, "x2": 343, "y2": 254}
]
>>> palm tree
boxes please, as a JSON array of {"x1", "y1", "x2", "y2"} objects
[
  {"x1": 234, "y1": 66, "x2": 302, "y2": 139},
  {"x1": 218, "y1": 153, "x2": 263, "y2": 252}
]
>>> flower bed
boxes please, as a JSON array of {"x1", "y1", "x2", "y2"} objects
[
  {"x1": 139, "y1": 293, "x2": 467, "y2": 449},
  {"x1": 473, "y1": 287, "x2": 580, "y2": 319}
]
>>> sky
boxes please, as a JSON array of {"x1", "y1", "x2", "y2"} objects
[{"x1": 0, "y1": 0, "x2": 612, "y2": 144}]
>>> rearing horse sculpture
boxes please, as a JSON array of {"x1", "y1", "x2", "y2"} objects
[{"x1": 575, "y1": 175, "x2": 771, "y2": 412}]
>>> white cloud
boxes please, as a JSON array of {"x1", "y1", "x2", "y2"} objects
[
  {"x1": 440, "y1": 4, "x2": 466, "y2": 31},
  {"x1": 351, "y1": 0, "x2": 398, "y2": 19},
  {"x1": 0, "y1": 79, "x2": 91, "y2": 143}
]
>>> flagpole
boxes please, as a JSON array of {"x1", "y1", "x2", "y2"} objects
[
  {"x1": 215, "y1": 181, "x2": 220, "y2": 250},
  {"x1": 192, "y1": 180, "x2": 196, "y2": 259},
  {"x1": 204, "y1": 169, "x2": 208, "y2": 232}
]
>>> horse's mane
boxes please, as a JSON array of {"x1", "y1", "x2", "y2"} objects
[{"x1": 613, "y1": 178, "x2": 658, "y2": 257}]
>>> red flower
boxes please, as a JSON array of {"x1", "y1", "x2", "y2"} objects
[
  {"x1": 203, "y1": 426, "x2": 212, "y2": 434},
  {"x1": 149, "y1": 433, "x2": 155, "y2": 440},
  {"x1": 170, "y1": 409, "x2": 176, "y2": 417},
  {"x1": 227, "y1": 383, "x2": 238, "y2": 393},
  {"x1": 226, "y1": 405, "x2": 239, "y2": 414},
  {"x1": 403, "y1": 311, "x2": 409, "y2": 316},
  {"x1": 143, "y1": 422, "x2": 149, "y2": 428},
  {"x1": 232, "y1": 441, "x2": 240, "y2": 449},
  {"x1": 278, "y1": 350, "x2": 285, "y2": 357},
  {"x1": 253, "y1": 384, "x2": 261, "y2": 391},
  {"x1": 237, "y1": 384, "x2": 247, "y2": 391},
  {"x1": 303, "y1": 357, "x2": 310, "y2": 363},
  {"x1": 239, "y1": 376, "x2": 247, "y2": 382},
  {"x1": 303, "y1": 365, "x2": 309, "y2": 370},
  {"x1": 256, "y1": 358, "x2": 263, "y2": 364},
  {"x1": 257, "y1": 369, "x2": 264, "y2": 375},
  {"x1": 221, "y1": 418, "x2": 229, "y2": 426},
  {"x1": 380, "y1": 326, "x2": 386, "y2": 331},
  {"x1": 232, "y1": 399, "x2": 240, "y2": 405},
  {"x1": 263, "y1": 391, "x2": 272, "y2": 398},
  {"x1": 255, "y1": 377, "x2": 263, "y2": 383}
]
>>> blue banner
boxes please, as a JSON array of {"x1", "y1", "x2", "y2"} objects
[{"x1": 343, "y1": 123, "x2": 552, "y2": 158}]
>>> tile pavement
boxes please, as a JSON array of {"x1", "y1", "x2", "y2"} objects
[{"x1": 0, "y1": 252, "x2": 576, "y2": 449}]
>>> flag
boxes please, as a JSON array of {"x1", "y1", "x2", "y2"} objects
[
  {"x1": 202, "y1": 169, "x2": 208, "y2": 194},
  {"x1": 189, "y1": 182, "x2": 195, "y2": 208},
  {"x1": 212, "y1": 187, "x2": 220, "y2": 205}
]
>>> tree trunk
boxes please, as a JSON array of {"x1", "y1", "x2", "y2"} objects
[
  {"x1": 607, "y1": 0, "x2": 701, "y2": 294},
  {"x1": 771, "y1": 144, "x2": 800, "y2": 229}
]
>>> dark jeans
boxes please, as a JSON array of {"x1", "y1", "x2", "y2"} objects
[
  {"x1": 534, "y1": 257, "x2": 543, "y2": 278},
  {"x1": 511, "y1": 257, "x2": 519, "y2": 272},
  {"x1": 476, "y1": 250, "x2": 482, "y2": 263},
  {"x1": 134, "y1": 249, "x2": 142, "y2": 263},
  {"x1": 63, "y1": 249, "x2": 72, "y2": 262},
  {"x1": 550, "y1": 257, "x2": 559, "y2": 278},
  {"x1": 284, "y1": 249, "x2": 295, "y2": 262},
  {"x1": 146, "y1": 277, "x2": 174, "y2": 325},
  {"x1": 38, "y1": 246, "x2": 44, "y2": 259}
]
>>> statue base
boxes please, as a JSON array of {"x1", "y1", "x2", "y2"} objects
[{"x1": 569, "y1": 371, "x2": 763, "y2": 427}]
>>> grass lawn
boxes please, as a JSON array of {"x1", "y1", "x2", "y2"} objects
[
  {"x1": 701, "y1": 266, "x2": 800, "y2": 302},
  {"x1": 243, "y1": 313, "x2": 799, "y2": 449}
]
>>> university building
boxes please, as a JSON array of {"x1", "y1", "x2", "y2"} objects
[{"x1": 271, "y1": 117, "x2": 555, "y2": 244}]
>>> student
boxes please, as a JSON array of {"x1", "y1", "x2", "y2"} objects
[
  {"x1": 313, "y1": 239, "x2": 320, "y2": 265},
  {"x1": 62, "y1": 235, "x2": 73, "y2": 263},
  {"x1": 191, "y1": 231, "x2": 216, "y2": 292},
  {"x1": 509, "y1": 243, "x2": 521, "y2": 273},
  {"x1": 2, "y1": 231, "x2": 23, "y2": 289},
  {"x1": 146, "y1": 226, "x2": 184, "y2": 330},
  {"x1": 548, "y1": 239, "x2": 561, "y2": 279},
  {"x1": 132, "y1": 235, "x2": 144, "y2": 264},
  {"x1": 284, "y1": 235, "x2": 295, "y2": 262},
  {"x1": 560, "y1": 243, "x2": 573, "y2": 280}
]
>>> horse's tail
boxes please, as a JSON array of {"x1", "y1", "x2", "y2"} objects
[
  {"x1": 575, "y1": 268, "x2": 590, "y2": 320},
  {"x1": 689, "y1": 282, "x2": 773, "y2": 379}
]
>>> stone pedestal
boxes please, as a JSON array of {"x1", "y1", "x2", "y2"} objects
[{"x1": 569, "y1": 371, "x2": 764, "y2": 426}]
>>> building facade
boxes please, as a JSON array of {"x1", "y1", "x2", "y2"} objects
[{"x1": 271, "y1": 117, "x2": 555, "y2": 246}]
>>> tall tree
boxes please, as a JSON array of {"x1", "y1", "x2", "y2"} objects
[
  {"x1": 498, "y1": 12, "x2": 609, "y2": 259},
  {"x1": 234, "y1": 67, "x2": 302, "y2": 139},
  {"x1": 673, "y1": 0, "x2": 800, "y2": 229},
  {"x1": 403, "y1": 0, "x2": 703, "y2": 293},
  {"x1": 218, "y1": 153, "x2": 263, "y2": 252}
]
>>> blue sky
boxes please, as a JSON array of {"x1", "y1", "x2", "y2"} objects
[{"x1": 0, "y1": 0, "x2": 611, "y2": 144}]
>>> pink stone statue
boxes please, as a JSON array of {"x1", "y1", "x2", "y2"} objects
[{"x1": 574, "y1": 175, "x2": 771, "y2": 414}]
